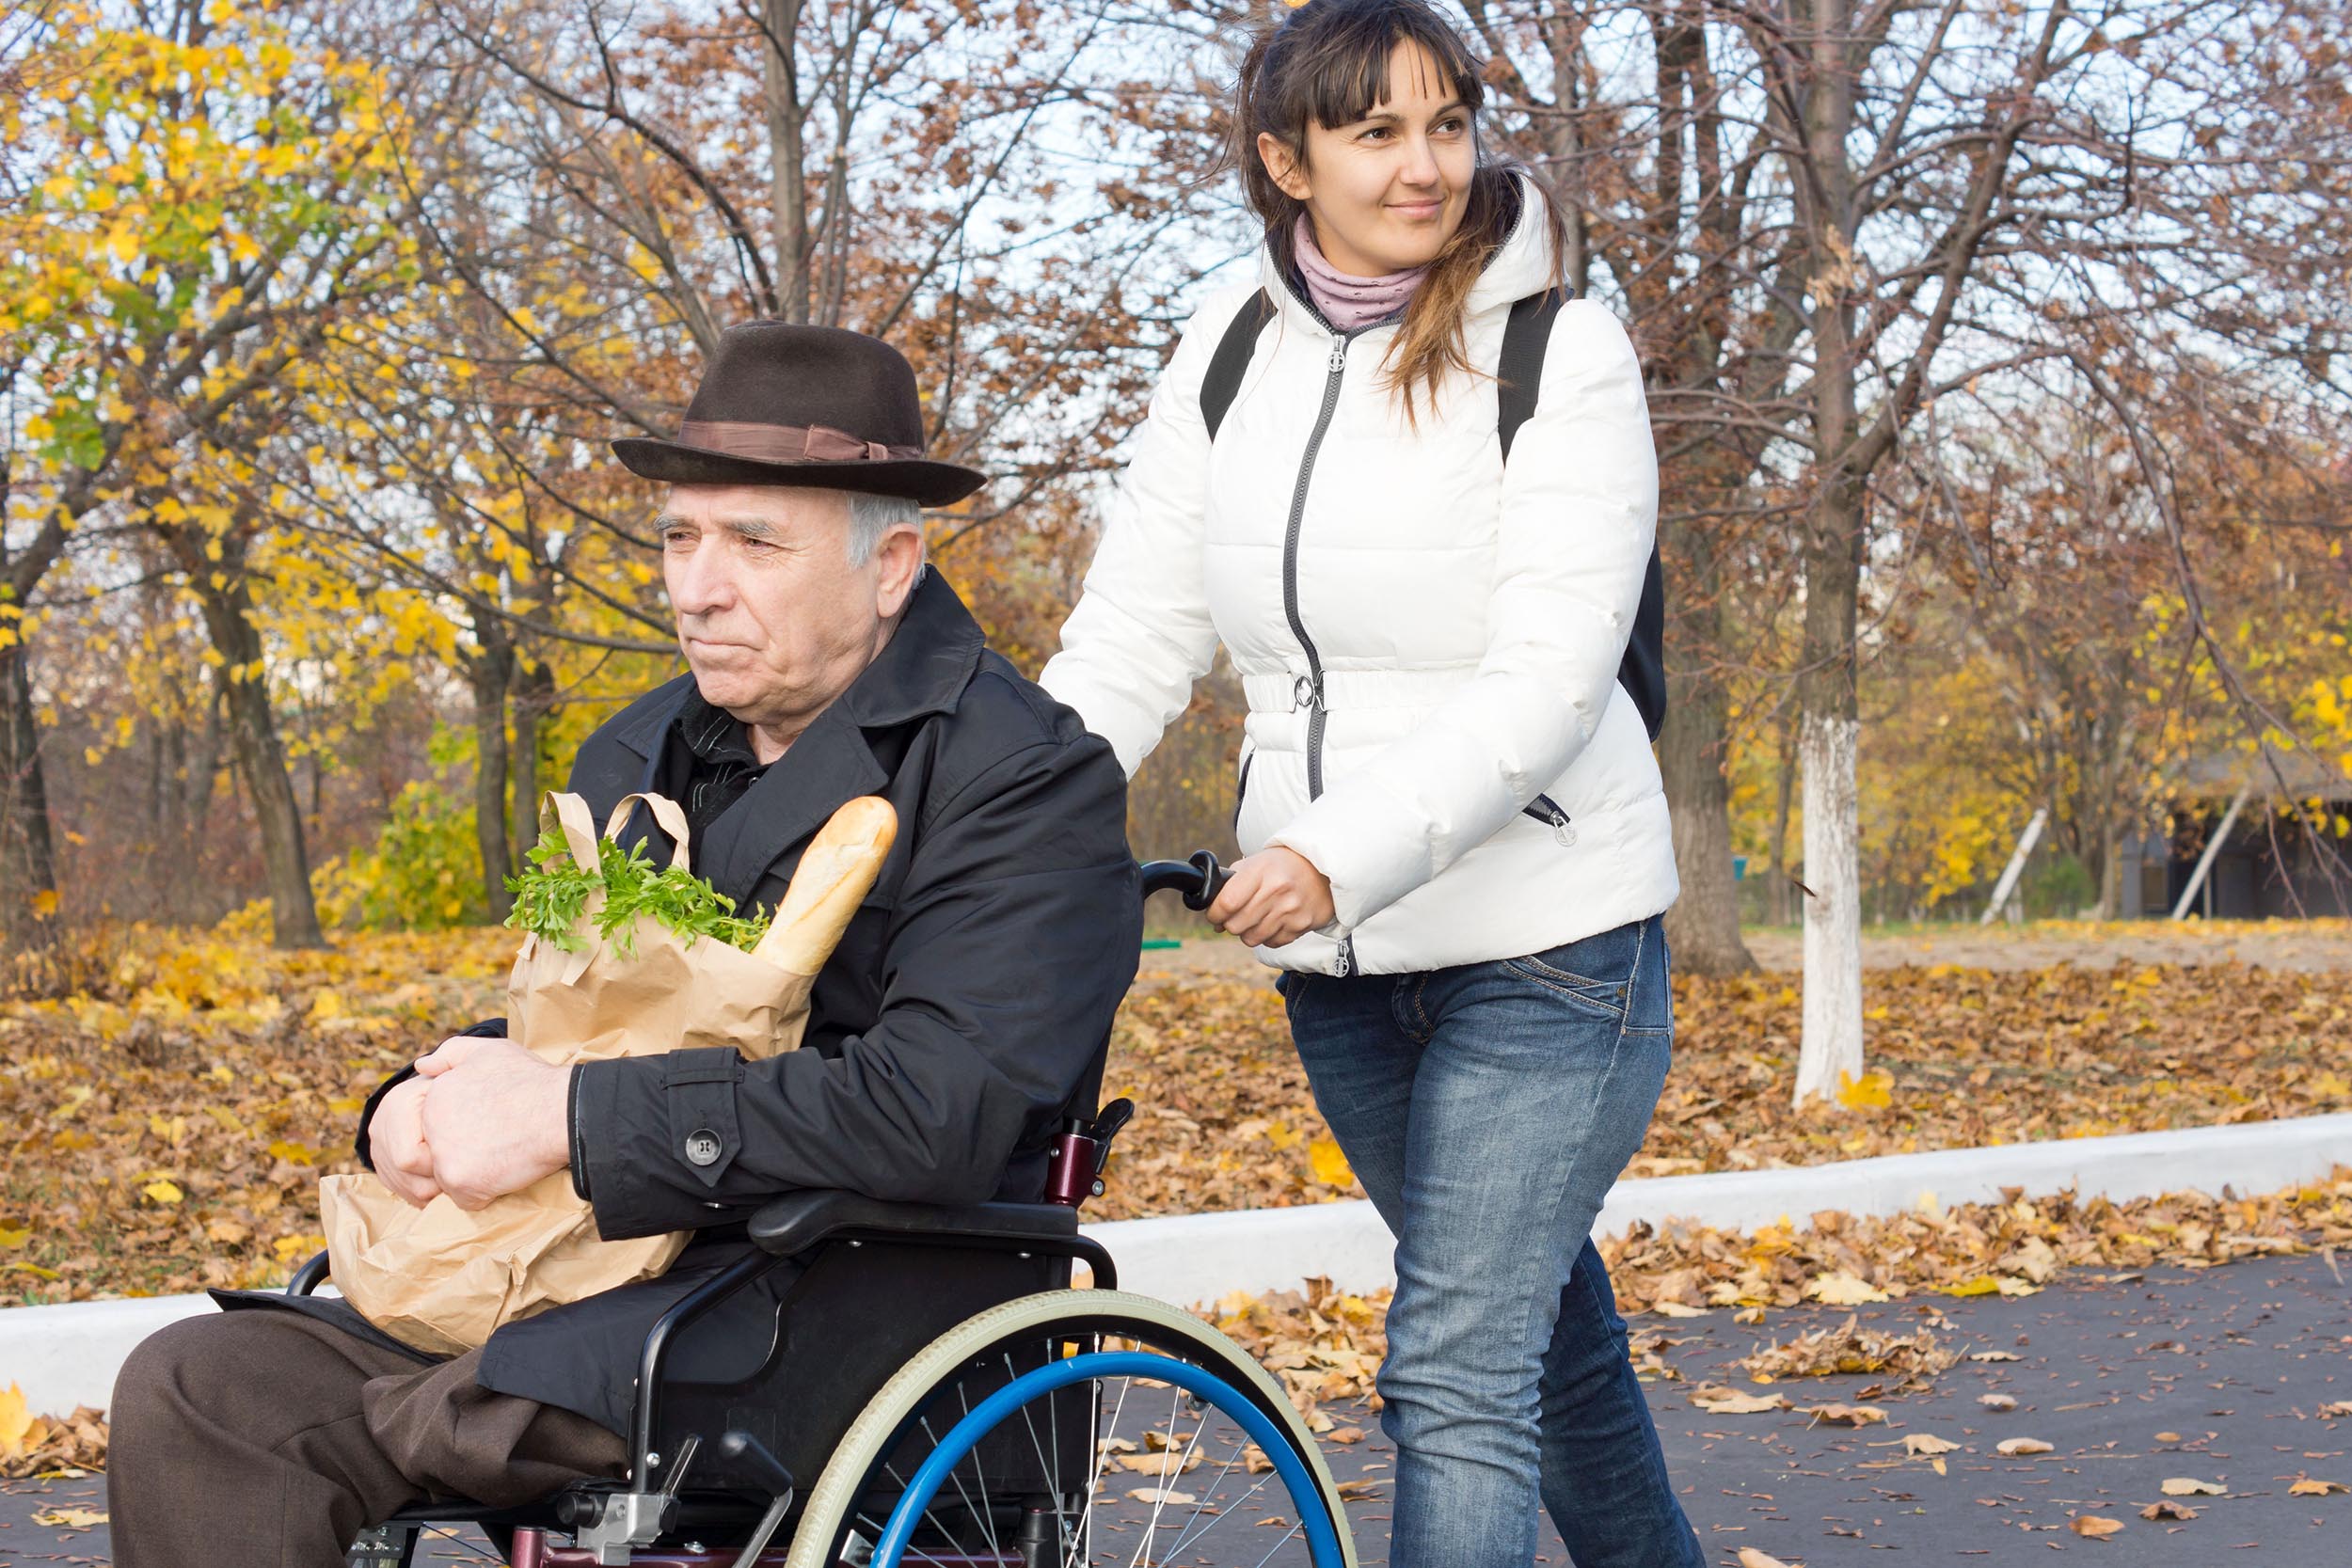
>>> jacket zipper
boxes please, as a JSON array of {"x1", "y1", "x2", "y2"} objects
[
  {"x1": 1283, "y1": 329, "x2": 1358, "y2": 976},
  {"x1": 1523, "y1": 792, "x2": 1575, "y2": 847}
]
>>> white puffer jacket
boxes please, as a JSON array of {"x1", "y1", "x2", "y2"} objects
[{"x1": 1041, "y1": 180, "x2": 1677, "y2": 974}]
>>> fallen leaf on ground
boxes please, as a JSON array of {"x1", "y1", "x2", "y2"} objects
[
  {"x1": 1306, "y1": 1137, "x2": 1353, "y2": 1189},
  {"x1": 2287, "y1": 1477, "x2": 2346, "y2": 1496},
  {"x1": 1740, "y1": 1314, "x2": 1954, "y2": 1383},
  {"x1": 2154, "y1": 1430, "x2": 2182, "y2": 1443},
  {"x1": 2318, "y1": 1401, "x2": 2352, "y2": 1418},
  {"x1": 1734, "y1": 1550, "x2": 1802, "y2": 1568},
  {"x1": 1997, "y1": 1437, "x2": 2055, "y2": 1455},
  {"x1": 1652, "y1": 1301, "x2": 1712, "y2": 1318},
  {"x1": 1806, "y1": 1271, "x2": 1890, "y2": 1305},
  {"x1": 1904, "y1": 1433, "x2": 1963, "y2": 1456},
  {"x1": 1805, "y1": 1402, "x2": 1887, "y2": 1427},
  {"x1": 2070, "y1": 1515, "x2": 2124, "y2": 1538},
  {"x1": 2141, "y1": 1500, "x2": 2199, "y2": 1520},
  {"x1": 32, "y1": 1508, "x2": 106, "y2": 1528},
  {"x1": 1126, "y1": 1487, "x2": 1195, "y2": 1506},
  {"x1": 1970, "y1": 1351, "x2": 2022, "y2": 1362},
  {"x1": 0, "y1": 1390, "x2": 108, "y2": 1481},
  {"x1": 1332, "y1": 1478, "x2": 1383, "y2": 1500},
  {"x1": 0, "y1": 1384, "x2": 31, "y2": 1456},
  {"x1": 1691, "y1": 1384, "x2": 1791, "y2": 1414},
  {"x1": 1979, "y1": 1393, "x2": 2017, "y2": 1410},
  {"x1": 2161, "y1": 1478, "x2": 2226, "y2": 1496},
  {"x1": 1111, "y1": 1451, "x2": 1201, "y2": 1474}
]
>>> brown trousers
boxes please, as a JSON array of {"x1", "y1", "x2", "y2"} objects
[{"x1": 107, "y1": 1308, "x2": 627, "y2": 1568}]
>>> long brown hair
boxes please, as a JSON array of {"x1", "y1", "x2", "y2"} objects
[{"x1": 1230, "y1": 0, "x2": 1569, "y2": 421}]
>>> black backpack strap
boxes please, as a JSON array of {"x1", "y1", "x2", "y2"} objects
[
  {"x1": 1496, "y1": 289, "x2": 1669, "y2": 742},
  {"x1": 1497, "y1": 288, "x2": 1568, "y2": 462},
  {"x1": 1199, "y1": 288, "x2": 1275, "y2": 442}
]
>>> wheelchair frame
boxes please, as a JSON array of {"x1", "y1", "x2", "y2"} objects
[{"x1": 317, "y1": 853, "x2": 1354, "y2": 1568}]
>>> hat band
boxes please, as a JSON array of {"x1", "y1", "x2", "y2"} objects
[{"x1": 677, "y1": 419, "x2": 922, "y2": 465}]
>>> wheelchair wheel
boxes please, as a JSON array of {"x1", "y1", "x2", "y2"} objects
[{"x1": 784, "y1": 1288, "x2": 1356, "y2": 1568}]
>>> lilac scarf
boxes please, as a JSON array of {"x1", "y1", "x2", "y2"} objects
[{"x1": 1294, "y1": 215, "x2": 1428, "y2": 330}]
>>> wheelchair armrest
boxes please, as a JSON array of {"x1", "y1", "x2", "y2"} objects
[
  {"x1": 746, "y1": 1189, "x2": 1079, "y2": 1258},
  {"x1": 288, "y1": 1249, "x2": 332, "y2": 1296}
]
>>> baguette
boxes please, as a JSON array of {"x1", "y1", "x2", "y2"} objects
[{"x1": 755, "y1": 796, "x2": 898, "y2": 974}]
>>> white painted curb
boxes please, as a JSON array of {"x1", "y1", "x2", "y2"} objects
[
  {"x1": 0, "y1": 1294, "x2": 218, "y2": 1420},
  {"x1": 1092, "y1": 1112, "x2": 2352, "y2": 1303},
  {"x1": 5, "y1": 1114, "x2": 2346, "y2": 1418}
]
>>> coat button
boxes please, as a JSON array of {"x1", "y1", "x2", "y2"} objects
[{"x1": 684, "y1": 1130, "x2": 723, "y2": 1167}]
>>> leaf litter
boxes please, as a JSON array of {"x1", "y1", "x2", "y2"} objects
[{"x1": 1, "y1": 930, "x2": 2348, "y2": 1467}]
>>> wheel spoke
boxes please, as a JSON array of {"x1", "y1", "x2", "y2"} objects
[
  {"x1": 1158, "y1": 1433, "x2": 1259, "y2": 1559},
  {"x1": 922, "y1": 1412, "x2": 1004, "y2": 1562},
  {"x1": 1008, "y1": 1351, "x2": 1061, "y2": 1497},
  {"x1": 1066, "y1": 1374, "x2": 1134, "y2": 1568},
  {"x1": 884, "y1": 1458, "x2": 993, "y2": 1563},
  {"x1": 1249, "y1": 1518, "x2": 1308, "y2": 1568},
  {"x1": 1124, "y1": 1384, "x2": 1186, "y2": 1568}
]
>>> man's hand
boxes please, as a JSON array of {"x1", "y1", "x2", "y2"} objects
[
  {"x1": 370, "y1": 1074, "x2": 442, "y2": 1209},
  {"x1": 1205, "y1": 847, "x2": 1335, "y2": 949},
  {"x1": 413, "y1": 1036, "x2": 573, "y2": 1212}
]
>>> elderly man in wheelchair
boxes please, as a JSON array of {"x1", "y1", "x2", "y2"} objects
[{"x1": 105, "y1": 325, "x2": 1353, "y2": 1568}]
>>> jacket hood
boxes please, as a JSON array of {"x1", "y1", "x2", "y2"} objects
[{"x1": 1257, "y1": 170, "x2": 1558, "y2": 332}]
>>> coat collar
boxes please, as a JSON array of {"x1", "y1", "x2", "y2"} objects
[
  {"x1": 612, "y1": 571, "x2": 985, "y2": 906},
  {"x1": 612, "y1": 570, "x2": 984, "y2": 762}
]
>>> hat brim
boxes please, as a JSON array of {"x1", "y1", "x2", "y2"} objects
[{"x1": 611, "y1": 437, "x2": 988, "y2": 508}]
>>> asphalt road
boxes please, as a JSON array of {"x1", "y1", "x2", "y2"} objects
[{"x1": 7, "y1": 1252, "x2": 2344, "y2": 1566}]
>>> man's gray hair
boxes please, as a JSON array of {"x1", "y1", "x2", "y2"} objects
[{"x1": 845, "y1": 490, "x2": 926, "y2": 572}]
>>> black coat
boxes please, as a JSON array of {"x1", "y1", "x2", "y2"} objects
[{"x1": 224, "y1": 574, "x2": 1140, "y2": 1435}]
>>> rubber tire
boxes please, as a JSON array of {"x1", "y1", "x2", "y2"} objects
[{"x1": 781, "y1": 1287, "x2": 1359, "y2": 1568}]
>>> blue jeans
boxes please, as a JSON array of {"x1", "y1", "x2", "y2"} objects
[{"x1": 1283, "y1": 916, "x2": 1701, "y2": 1568}]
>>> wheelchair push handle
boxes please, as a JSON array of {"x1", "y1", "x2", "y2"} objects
[{"x1": 1137, "y1": 849, "x2": 1230, "y2": 911}]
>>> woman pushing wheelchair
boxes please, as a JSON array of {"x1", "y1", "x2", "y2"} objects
[{"x1": 1040, "y1": 1, "x2": 1699, "y2": 1562}]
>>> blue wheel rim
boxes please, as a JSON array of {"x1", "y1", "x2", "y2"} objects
[{"x1": 869, "y1": 1348, "x2": 1344, "y2": 1568}]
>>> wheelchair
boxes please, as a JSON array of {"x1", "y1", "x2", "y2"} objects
[{"x1": 307, "y1": 853, "x2": 1358, "y2": 1568}]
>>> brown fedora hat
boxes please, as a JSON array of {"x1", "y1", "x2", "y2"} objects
[{"x1": 612, "y1": 323, "x2": 987, "y2": 507}]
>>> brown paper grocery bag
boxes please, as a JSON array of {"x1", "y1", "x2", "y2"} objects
[{"x1": 319, "y1": 789, "x2": 896, "y2": 1355}]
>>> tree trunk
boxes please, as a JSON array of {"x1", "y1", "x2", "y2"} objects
[
  {"x1": 1794, "y1": 705, "x2": 1863, "y2": 1102},
  {"x1": 0, "y1": 639, "x2": 59, "y2": 949},
  {"x1": 2097, "y1": 823, "x2": 2125, "y2": 921},
  {"x1": 761, "y1": 0, "x2": 810, "y2": 323},
  {"x1": 510, "y1": 658, "x2": 555, "y2": 862},
  {"x1": 466, "y1": 638, "x2": 516, "y2": 922},
  {"x1": 1657, "y1": 508, "x2": 1756, "y2": 975},
  {"x1": 1766, "y1": 711, "x2": 1798, "y2": 927},
  {"x1": 187, "y1": 680, "x2": 224, "y2": 837},
  {"x1": 0, "y1": 442, "x2": 59, "y2": 951},
  {"x1": 1792, "y1": 460, "x2": 1869, "y2": 1104},
  {"x1": 1660, "y1": 684, "x2": 1756, "y2": 975},
  {"x1": 174, "y1": 531, "x2": 325, "y2": 948},
  {"x1": 1789, "y1": 0, "x2": 1867, "y2": 1108}
]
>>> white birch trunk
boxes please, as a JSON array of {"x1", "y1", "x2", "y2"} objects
[{"x1": 1794, "y1": 711, "x2": 1864, "y2": 1106}]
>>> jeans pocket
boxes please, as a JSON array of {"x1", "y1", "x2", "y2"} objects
[
  {"x1": 1499, "y1": 921, "x2": 1655, "y2": 1025},
  {"x1": 1500, "y1": 954, "x2": 1630, "y2": 1022}
]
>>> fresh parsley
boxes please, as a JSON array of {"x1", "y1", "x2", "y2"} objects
[{"x1": 504, "y1": 827, "x2": 770, "y2": 955}]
